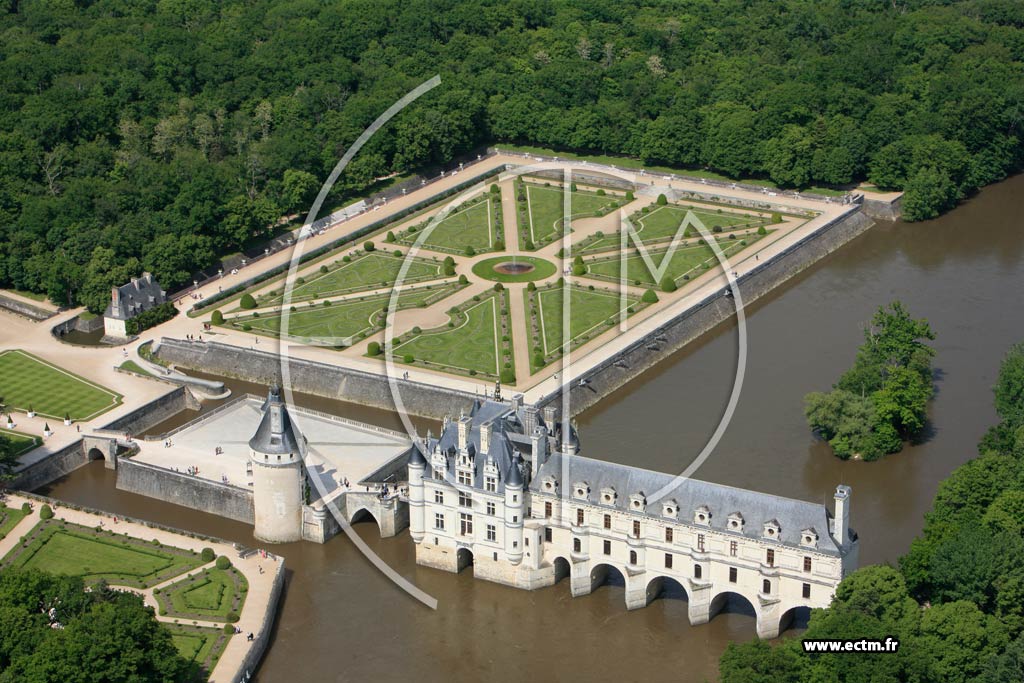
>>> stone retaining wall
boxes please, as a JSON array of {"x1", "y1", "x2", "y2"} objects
[
  {"x1": 100, "y1": 386, "x2": 201, "y2": 436},
  {"x1": 11, "y1": 440, "x2": 87, "y2": 491},
  {"x1": 155, "y1": 340, "x2": 478, "y2": 419},
  {"x1": 0, "y1": 295, "x2": 54, "y2": 321},
  {"x1": 537, "y1": 207, "x2": 876, "y2": 416},
  {"x1": 862, "y1": 195, "x2": 903, "y2": 221},
  {"x1": 115, "y1": 457, "x2": 255, "y2": 524},
  {"x1": 236, "y1": 559, "x2": 286, "y2": 683},
  {"x1": 51, "y1": 313, "x2": 103, "y2": 337}
]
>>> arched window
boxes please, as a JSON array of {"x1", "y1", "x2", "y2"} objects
[
  {"x1": 694, "y1": 564, "x2": 702, "y2": 579},
  {"x1": 762, "y1": 579, "x2": 771, "y2": 594},
  {"x1": 573, "y1": 537, "x2": 581, "y2": 553},
  {"x1": 629, "y1": 550, "x2": 637, "y2": 565}
]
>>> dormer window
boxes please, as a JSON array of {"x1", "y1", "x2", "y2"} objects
[
  {"x1": 629, "y1": 493, "x2": 647, "y2": 513},
  {"x1": 600, "y1": 487, "x2": 617, "y2": 505},
  {"x1": 662, "y1": 500, "x2": 678, "y2": 519},
  {"x1": 762, "y1": 519, "x2": 781, "y2": 540},
  {"x1": 542, "y1": 476, "x2": 557, "y2": 493},
  {"x1": 694, "y1": 505, "x2": 711, "y2": 525},
  {"x1": 572, "y1": 482, "x2": 590, "y2": 501},
  {"x1": 800, "y1": 528, "x2": 819, "y2": 548},
  {"x1": 727, "y1": 512, "x2": 744, "y2": 532}
]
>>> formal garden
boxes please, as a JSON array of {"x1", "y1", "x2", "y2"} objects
[
  {"x1": 389, "y1": 289, "x2": 515, "y2": 382},
  {"x1": 0, "y1": 349, "x2": 122, "y2": 421},
  {"x1": 0, "y1": 427, "x2": 41, "y2": 457},
  {"x1": 155, "y1": 563, "x2": 248, "y2": 624},
  {"x1": 516, "y1": 179, "x2": 623, "y2": 249},
  {"x1": 397, "y1": 193, "x2": 502, "y2": 254}
]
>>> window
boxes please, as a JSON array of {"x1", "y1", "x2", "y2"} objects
[
  {"x1": 729, "y1": 541, "x2": 737, "y2": 557},
  {"x1": 459, "y1": 492, "x2": 472, "y2": 508},
  {"x1": 576, "y1": 508, "x2": 585, "y2": 526},
  {"x1": 762, "y1": 579, "x2": 771, "y2": 594},
  {"x1": 664, "y1": 553, "x2": 673, "y2": 569},
  {"x1": 485, "y1": 476, "x2": 496, "y2": 492},
  {"x1": 486, "y1": 502, "x2": 496, "y2": 516},
  {"x1": 632, "y1": 520, "x2": 641, "y2": 538},
  {"x1": 603, "y1": 514, "x2": 611, "y2": 529},
  {"x1": 545, "y1": 501, "x2": 552, "y2": 518},
  {"x1": 603, "y1": 540, "x2": 611, "y2": 555},
  {"x1": 802, "y1": 583, "x2": 811, "y2": 599},
  {"x1": 665, "y1": 527, "x2": 673, "y2": 543},
  {"x1": 434, "y1": 513, "x2": 445, "y2": 530},
  {"x1": 545, "y1": 527, "x2": 552, "y2": 542},
  {"x1": 486, "y1": 524, "x2": 496, "y2": 542},
  {"x1": 729, "y1": 567, "x2": 737, "y2": 583},
  {"x1": 629, "y1": 550, "x2": 637, "y2": 565},
  {"x1": 433, "y1": 469, "x2": 444, "y2": 481},
  {"x1": 766, "y1": 549, "x2": 775, "y2": 567},
  {"x1": 694, "y1": 564, "x2": 702, "y2": 579},
  {"x1": 512, "y1": 515, "x2": 518, "y2": 523},
  {"x1": 459, "y1": 513, "x2": 473, "y2": 536},
  {"x1": 573, "y1": 538, "x2": 581, "y2": 553},
  {"x1": 457, "y1": 470, "x2": 471, "y2": 486},
  {"x1": 434, "y1": 490, "x2": 444, "y2": 504},
  {"x1": 697, "y1": 534, "x2": 705, "y2": 552},
  {"x1": 803, "y1": 556, "x2": 812, "y2": 573},
  {"x1": 512, "y1": 494, "x2": 518, "y2": 502}
]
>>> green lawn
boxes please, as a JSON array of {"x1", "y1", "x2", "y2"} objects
[
  {"x1": 5, "y1": 522, "x2": 204, "y2": 588},
  {"x1": 258, "y1": 252, "x2": 443, "y2": 305},
  {"x1": 239, "y1": 283, "x2": 461, "y2": 343},
  {"x1": 393, "y1": 297, "x2": 500, "y2": 376},
  {"x1": 536, "y1": 286, "x2": 636, "y2": 356},
  {"x1": 0, "y1": 350, "x2": 122, "y2": 420},
  {"x1": 585, "y1": 236, "x2": 763, "y2": 286},
  {"x1": 525, "y1": 184, "x2": 619, "y2": 244},
  {"x1": 409, "y1": 197, "x2": 496, "y2": 253},
  {"x1": 0, "y1": 504, "x2": 27, "y2": 539},
  {"x1": 118, "y1": 360, "x2": 152, "y2": 377},
  {"x1": 471, "y1": 256, "x2": 557, "y2": 283},
  {"x1": 580, "y1": 205, "x2": 764, "y2": 253},
  {"x1": 0, "y1": 428, "x2": 41, "y2": 457},
  {"x1": 167, "y1": 623, "x2": 229, "y2": 672},
  {"x1": 157, "y1": 567, "x2": 247, "y2": 622}
]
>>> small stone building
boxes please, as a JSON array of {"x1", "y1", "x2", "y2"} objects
[{"x1": 103, "y1": 272, "x2": 166, "y2": 339}]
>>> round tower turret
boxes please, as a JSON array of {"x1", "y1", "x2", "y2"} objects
[{"x1": 249, "y1": 386, "x2": 304, "y2": 543}]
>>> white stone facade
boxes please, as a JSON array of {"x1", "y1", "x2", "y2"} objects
[{"x1": 408, "y1": 399, "x2": 858, "y2": 639}]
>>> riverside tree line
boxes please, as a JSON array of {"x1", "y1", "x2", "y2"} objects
[{"x1": 1, "y1": 0, "x2": 1022, "y2": 309}]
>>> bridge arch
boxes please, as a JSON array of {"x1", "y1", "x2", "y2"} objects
[
  {"x1": 86, "y1": 447, "x2": 106, "y2": 462},
  {"x1": 778, "y1": 605, "x2": 812, "y2": 635},
  {"x1": 456, "y1": 547, "x2": 474, "y2": 573},
  {"x1": 589, "y1": 562, "x2": 627, "y2": 591},
  {"x1": 348, "y1": 507, "x2": 382, "y2": 532},
  {"x1": 646, "y1": 575, "x2": 690, "y2": 604},
  {"x1": 552, "y1": 556, "x2": 571, "y2": 584}
]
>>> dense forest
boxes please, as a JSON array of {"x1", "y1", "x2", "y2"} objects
[
  {"x1": 1, "y1": 0, "x2": 1022, "y2": 308},
  {"x1": 721, "y1": 342, "x2": 1024, "y2": 683}
]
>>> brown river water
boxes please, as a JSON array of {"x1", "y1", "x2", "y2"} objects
[{"x1": 39, "y1": 176, "x2": 1024, "y2": 682}]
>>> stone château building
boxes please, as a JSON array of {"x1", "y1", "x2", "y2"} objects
[
  {"x1": 103, "y1": 272, "x2": 166, "y2": 338},
  {"x1": 408, "y1": 397, "x2": 859, "y2": 638}
]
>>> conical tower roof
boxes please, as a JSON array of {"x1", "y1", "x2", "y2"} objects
[{"x1": 249, "y1": 385, "x2": 301, "y2": 455}]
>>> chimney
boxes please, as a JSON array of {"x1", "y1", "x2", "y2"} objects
[
  {"x1": 111, "y1": 286, "x2": 120, "y2": 308},
  {"x1": 543, "y1": 405, "x2": 557, "y2": 434},
  {"x1": 458, "y1": 415, "x2": 471, "y2": 452},
  {"x1": 833, "y1": 485, "x2": 851, "y2": 547},
  {"x1": 524, "y1": 405, "x2": 538, "y2": 435},
  {"x1": 530, "y1": 427, "x2": 548, "y2": 480},
  {"x1": 479, "y1": 421, "x2": 491, "y2": 456}
]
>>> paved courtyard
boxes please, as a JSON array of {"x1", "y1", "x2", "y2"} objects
[{"x1": 132, "y1": 396, "x2": 411, "y2": 498}]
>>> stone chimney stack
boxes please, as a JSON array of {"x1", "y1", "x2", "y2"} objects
[
  {"x1": 530, "y1": 427, "x2": 548, "y2": 480},
  {"x1": 832, "y1": 485, "x2": 851, "y2": 548},
  {"x1": 111, "y1": 286, "x2": 120, "y2": 308},
  {"x1": 479, "y1": 421, "x2": 491, "y2": 456},
  {"x1": 543, "y1": 405, "x2": 557, "y2": 434},
  {"x1": 457, "y1": 415, "x2": 471, "y2": 452}
]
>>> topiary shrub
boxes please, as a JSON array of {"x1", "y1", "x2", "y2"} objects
[
  {"x1": 363, "y1": 240, "x2": 375, "y2": 252},
  {"x1": 239, "y1": 294, "x2": 256, "y2": 309},
  {"x1": 201, "y1": 547, "x2": 215, "y2": 562},
  {"x1": 656, "y1": 194, "x2": 667, "y2": 206},
  {"x1": 493, "y1": 283, "x2": 504, "y2": 292},
  {"x1": 223, "y1": 623, "x2": 235, "y2": 635},
  {"x1": 403, "y1": 354, "x2": 414, "y2": 364},
  {"x1": 39, "y1": 505, "x2": 53, "y2": 520},
  {"x1": 226, "y1": 612, "x2": 239, "y2": 624},
  {"x1": 757, "y1": 225, "x2": 768, "y2": 235},
  {"x1": 367, "y1": 341, "x2": 381, "y2": 356},
  {"x1": 319, "y1": 265, "x2": 328, "y2": 274},
  {"x1": 242, "y1": 323, "x2": 252, "y2": 331},
  {"x1": 464, "y1": 245, "x2": 476, "y2": 256},
  {"x1": 490, "y1": 183, "x2": 500, "y2": 194},
  {"x1": 458, "y1": 274, "x2": 468, "y2": 285},
  {"x1": 527, "y1": 282, "x2": 536, "y2": 292},
  {"x1": 625, "y1": 190, "x2": 635, "y2": 201},
  {"x1": 642, "y1": 289, "x2": 659, "y2": 304},
  {"x1": 21, "y1": 503, "x2": 30, "y2": 514},
  {"x1": 771, "y1": 212, "x2": 782, "y2": 224},
  {"x1": 500, "y1": 368, "x2": 516, "y2": 384},
  {"x1": 211, "y1": 310, "x2": 224, "y2": 325},
  {"x1": 215, "y1": 555, "x2": 231, "y2": 570},
  {"x1": 385, "y1": 231, "x2": 396, "y2": 243},
  {"x1": 661, "y1": 277, "x2": 677, "y2": 293}
]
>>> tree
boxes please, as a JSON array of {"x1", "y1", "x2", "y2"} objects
[
  {"x1": 239, "y1": 294, "x2": 256, "y2": 309},
  {"x1": 641, "y1": 289, "x2": 658, "y2": 304},
  {"x1": 281, "y1": 169, "x2": 318, "y2": 214}
]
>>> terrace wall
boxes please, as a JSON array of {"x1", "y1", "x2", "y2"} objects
[
  {"x1": 99, "y1": 386, "x2": 201, "y2": 436},
  {"x1": 115, "y1": 457, "x2": 255, "y2": 524}
]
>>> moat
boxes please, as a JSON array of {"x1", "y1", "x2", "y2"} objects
[{"x1": 40, "y1": 173, "x2": 1024, "y2": 681}]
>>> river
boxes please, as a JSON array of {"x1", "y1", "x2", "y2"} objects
[{"x1": 40, "y1": 175, "x2": 1024, "y2": 682}]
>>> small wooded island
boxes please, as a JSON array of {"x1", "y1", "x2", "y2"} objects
[{"x1": 805, "y1": 301, "x2": 936, "y2": 460}]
